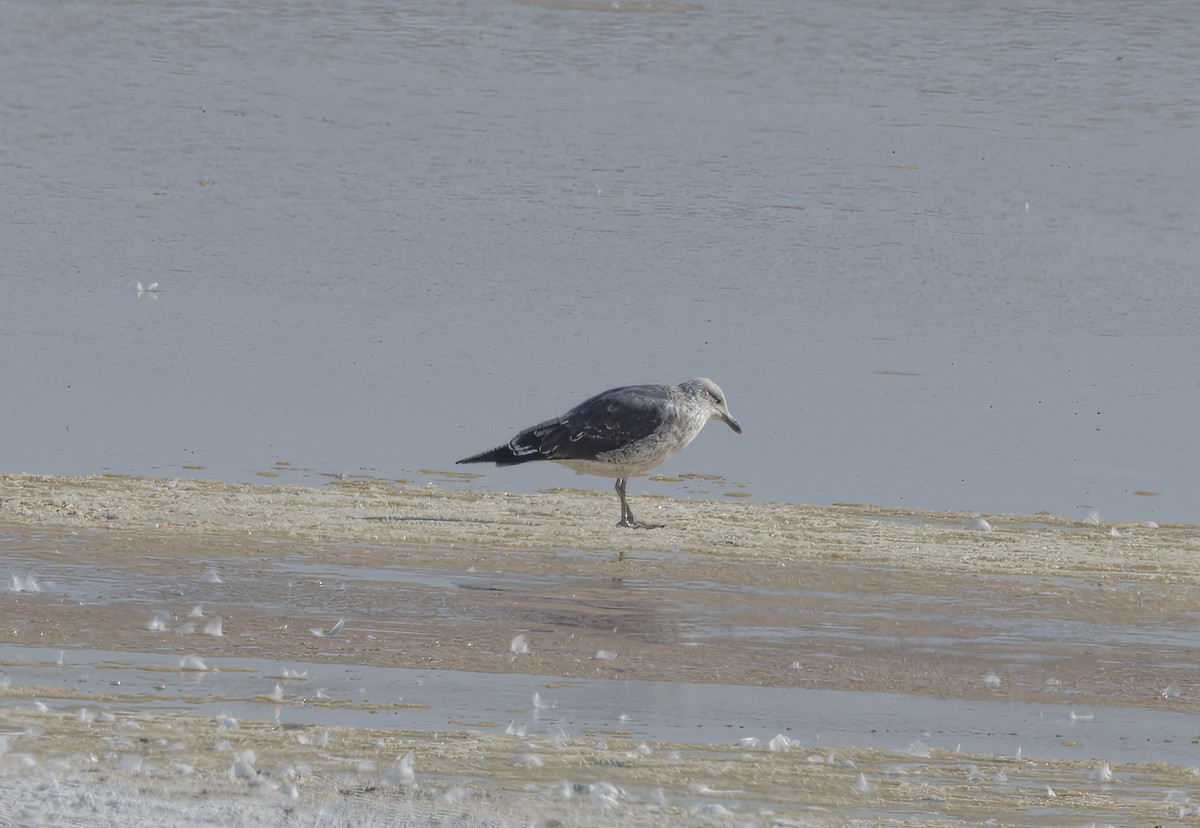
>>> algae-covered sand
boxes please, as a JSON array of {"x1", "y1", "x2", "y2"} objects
[{"x1": 2, "y1": 473, "x2": 1199, "y2": 826}]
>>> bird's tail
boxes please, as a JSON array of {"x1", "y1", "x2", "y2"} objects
[{"x1": 456, "y1": 444, "x2": 539, "y2": 466}]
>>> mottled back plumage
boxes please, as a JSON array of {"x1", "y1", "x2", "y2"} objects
[{"x1": 458, "y1": 378, "x2": 741, "y2": 530}]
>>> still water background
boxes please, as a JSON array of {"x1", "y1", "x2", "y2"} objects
[{"x1": 2, "y1": 0, "x2": 1197, "y2": 522}]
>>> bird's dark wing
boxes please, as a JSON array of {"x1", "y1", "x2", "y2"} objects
[{"x1": 511, "y1": 384, "x2": 674, "y2": 461}]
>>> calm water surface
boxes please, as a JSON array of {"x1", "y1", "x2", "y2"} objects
[{"x1": 2, "y1": 0, "x2": 1197, "y2": 521}]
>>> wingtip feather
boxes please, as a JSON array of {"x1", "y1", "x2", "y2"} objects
[{"x1": 457, "y1": 445, "x2": 533, "y2": 466}]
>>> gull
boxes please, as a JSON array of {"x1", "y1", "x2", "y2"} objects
[{"x1": 457, "y1": 378, "x2": 741, "y2": 528}]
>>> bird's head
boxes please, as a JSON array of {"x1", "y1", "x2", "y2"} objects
[{"x1": 684, "y1": 377, "x2": 742, "y2": 434}]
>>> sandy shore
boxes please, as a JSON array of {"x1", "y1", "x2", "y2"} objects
[
  {"x1": 3, "y1": 472, "x2": 1197, "y2": 579},
  {"x1": 2, "y1": 473, "x2": 1200, "y2": 825}
]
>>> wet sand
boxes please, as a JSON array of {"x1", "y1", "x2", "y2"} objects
[{"x1": 2, "y1": 473, "x2": 1200, "y2": 825}]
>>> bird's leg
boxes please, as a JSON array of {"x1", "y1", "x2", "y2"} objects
[
  {"x1": 615, "y1": 479, "x2": 633, "y2": 527},
  {"x1": 615, "y1": 478, "x2": 661, "y2": 530}
]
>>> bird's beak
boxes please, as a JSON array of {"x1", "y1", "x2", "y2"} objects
[{"x1": 723, "y1": 413, "x2": 742, "y2": 435}]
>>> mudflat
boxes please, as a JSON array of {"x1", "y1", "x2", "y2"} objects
[{"x1": 2, "y1": 473, "x2": 1198, "y2": 826}]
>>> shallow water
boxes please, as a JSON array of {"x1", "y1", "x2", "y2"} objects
[
  {"x1": 12, "y1": 537, "x2": 1200, "y2": 664},
  {"x1": 6, "y1": 525, "x2": 1200, "y2": 719},
  {"x1": 3, "y1": 643, "x2": 1197, "y2": 767},
  {"x1": 9, "y1": 538, "x2": 1200, "y2": 696},
  {"x1": 2, "y1": 0, "x2": 1199, "y2": 522},
  {"x1": 5, "y1": 516, "x2": 1200, "y2": 824}
]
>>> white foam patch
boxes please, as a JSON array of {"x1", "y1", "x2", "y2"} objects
[{"x1": 0, "y1": 768, "x2": 560, "y2": 827}]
